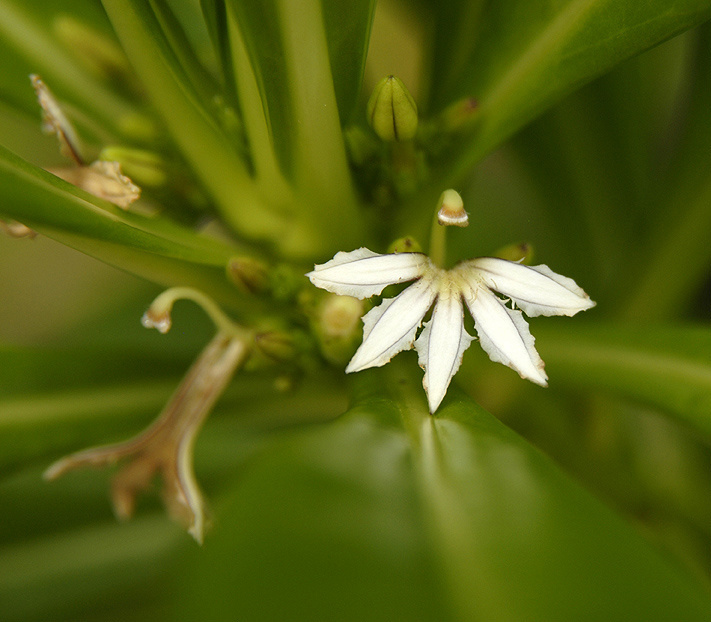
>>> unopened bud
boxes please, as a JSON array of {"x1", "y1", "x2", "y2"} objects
[
  {"x1": 440, "y1": 97, "x2": 478, "y2": 133},
  {"x1": 226, "y1": 256, "x2": 270, "y2": 295},
  {"x1": 436, "y1": 189, "x2": 468, "y2": 227},
  {"x1": 344, "y1": 126, "x2": 378, "y2": 166},
  {"x1": 495, "y1": 242, "x2": 534, "y2": 264},
  {"x1": 100, "y1": 147, "x2": 167, "y2": 188},
  {"x1": 367, "y1": 76, "x2": 418, "y2": 142},
  {"x1": 387, "y1": 236, "x2": 422, "y2": 254},
  {"x1": 313, "y1": 294, "x2": 364, "y2": 365},
  {"x1": 255, "y1": 331, "x2": 297, "y2": 362}
]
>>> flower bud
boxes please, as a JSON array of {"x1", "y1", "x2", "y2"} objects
[
  {"x1": 226, "y1": 256, "x2": 270, "y2": 295},
  {"x1": 437, "y1": 189, "x2": 468, "y2": 227},
  {"x1": 344, "y1": 126, "x2": 378, "y2": 166},
  {"x1": 387, "y1": 236, "x2": 422, "y2": 254},
  {"x1": 255, "y1": 331, "x2": 298, "y2": 363},
  {"x1": 367, "y1": 76, "x2": 418, "y2": 142},
  {"x1": 439, "y1": 97, "x2": 478, "y2": 133},
  {"x1": 100, "y1": 147, "x2": 167, "y2": 188},
  {"x1": 312, "y1": 294, "x2": 364, "y2": 365},
  {"x1": 494, "y1": 242, "x2": 534, "y2": 264}
]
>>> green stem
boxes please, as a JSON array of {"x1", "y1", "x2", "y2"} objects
[
  {"x1": 101, "y1": 0, "x2": 287, "y2": 243},
  {"x1": 277, "y1": 0, "x2": 365, "y2": 255},
  {"x1": 227, "y1": 5, "x2": 293, "y2": 208},
  {"x1": 429, "y1": 218, "x2": 447, "y2": 268}
]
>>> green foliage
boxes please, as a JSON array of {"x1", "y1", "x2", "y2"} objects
[{"x1": 1, "y1": 0, "x2": 711, "y2": 620}]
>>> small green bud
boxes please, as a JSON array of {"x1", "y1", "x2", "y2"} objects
[
  {"x1": 387, "y1": 236, "x2": 422, "y2": 254},
  {"x1": 367, "y1": 76, "x2": 418, "y2": 142},
  {"x1": 343, "y1": 126, "x2": 379, "y2": 166},
  {"x1": 117, "y1": 113, "x2": 160, "y2": 143},
  {"x1": 439, "y1": 97, "x2": 478, "y2": 133},
  {"x1": 100, "y1": 147, "x2": 167, "y2": 188},
  {"x1": 494, "y1": 242, "x2": 534, "y2": 264},
  {"x1": 312, "y1": 294, "x2": 364, "y2": 365},
  {"x1": 226, "y1": 256, "x2": 270, "y2": 295},
  {"x1": 255, "y1": 331, "x2": 298, "y2": 363}
]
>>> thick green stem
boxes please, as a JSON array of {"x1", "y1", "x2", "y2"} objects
[
  {"x1": 227, "y1": 6, "x2": 292, "y2": 208},
  {"x1": 101, "y1": 0, "x2": 287, "y2": 243},
  {"x1": 277, "y1": 0, "x2": 365, "y2": 255}
]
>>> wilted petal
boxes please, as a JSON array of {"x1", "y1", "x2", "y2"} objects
[
  {"x1": 464, "y1": 285, "x2": 548, "y2": 386},
  {"x1": 307, "y1": 248, "x2": 429, "y2": 298},
  {"x1": 415, "y1": 284, "x2": 474, "y2": 413},
  {"x1": 346, "y1": 276, "x2": 437, "y2": 372},
  {"x1": 464, "y1": 257, "x2": 595, "y2": 317}
]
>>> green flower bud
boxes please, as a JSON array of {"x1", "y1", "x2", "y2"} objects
[
  {"x1": 387, "y1": 236, "x2": 422, "y2": 254},
  {"x1": 312, "y1": 294, "x2": 364, "y2": 365},
  {"x1": 367, "y1": 76, "x2": 418, "y2": 142},
  {"x1": 226, "y1": 256, "x2": 270, "y2": 295},
  {"x1": 439, "y1": 97, "x2": 478, "y2": 133},
  {"x1": 255, "y1": 331, "x2": 298, "y2": 363},
  {"x1": 343, "y1": 126, "x2": 379, "y2": 166},
  {"x1": 100, "y1": 147, "x2": 167, "y2": 188},
  {"x1": 494, "y1": 242, "x2": 534, "y2": 264}
]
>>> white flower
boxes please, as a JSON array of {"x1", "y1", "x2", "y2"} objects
[{"x1": 307, "y1": 248, "x2": 595, "y2": 413}]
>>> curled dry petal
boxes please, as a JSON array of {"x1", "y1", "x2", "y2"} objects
[{"x1": 45, "y1": 334, "x2": 248, "y2": 543}]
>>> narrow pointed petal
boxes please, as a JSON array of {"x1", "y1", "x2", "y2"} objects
[
  {"x1": 415, "y1": 285, "x2": 474, "y2": 413},
  {"x1": 464, "y1": 258, "x2": 595, "y2": 317},
  {"x1": 464, "y1": 286, "x2": 548, "y2": 386},
  {"x1": 346, "y1": 276, "x2": 437, "y2": 372},
  {"x1": 307, "y1": 248, "x2": 430, "y2": 298}
]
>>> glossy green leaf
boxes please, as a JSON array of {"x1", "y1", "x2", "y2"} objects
[
  {"x1": 539, "y1": 323, "x2": 711, "y2": 438},
  {"x1": 182, "y1": 362, "x2": 711, "y2": 621},
  {"x1": 100, "y1": 0, "x2": 287, "y2": 243},
  {"x1": 322, "y1": 0, "x2": 376, "y2": 123},
  {"x1": 0, "y1": 144, "x2": 258, "y2": 304},
  {"x1": 429, "y1": 0, "x2": 711, "y2": 181}
]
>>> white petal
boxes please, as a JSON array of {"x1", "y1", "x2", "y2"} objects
[
  {"x1": 415, "y1": 285, "x2": 474, "y2": 413},
  {"x1": 307, "y1": 248, "x2": 430, "y2": 298},
  {"x1": 463, "y1": 257, "x2": 595, "y2": 317},
  {"x1": 464, "y1": 285, "x2": 548, "y2": 386},
  {"x1": 346, "y1": 276, "x2": 437, "y2": 372}
]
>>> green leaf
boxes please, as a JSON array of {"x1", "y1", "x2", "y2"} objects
[
  {"x1": 181, "y1": 361, "x2": 711, "y2": 621},
  {"x1": 322, "y1": 0, "x2": 376, "y2": 123},
  {"x1": 100, "y1": 0, "x2": 286, "y2": 243},
  {"x1": 539, "y1": 322, "x2": 711, "y2": 439},
  {"x1": 224, "y1": 0, "x2": 366, "y2": 254},
  {"x1": 430, "y1": 0, "x2": 711, "y2": 180},
  {"x1": 0, "y1": 144, "x2": 257, "y2": 306},
  {"x1": 0, "y1": 0, "x2": 148, "y2": 141}
]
